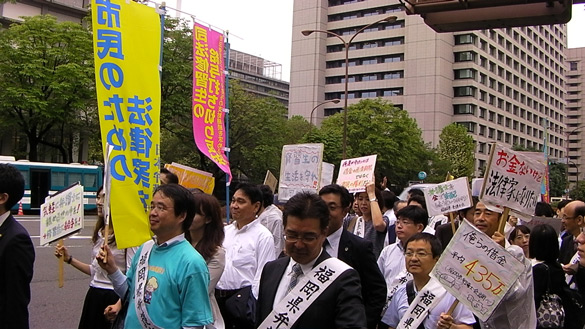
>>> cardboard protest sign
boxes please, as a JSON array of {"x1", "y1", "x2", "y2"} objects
[
  {"x1": 423, "y1": 177, "x2": 472, "y2": 216},
  {"x1": 523, "y1": 216, "x2": 562, "y2": 234},
  {"x1": 40, "y1": 183, "x2": 84, "y2": 246},
  {"x1": 165, "y1": 162, "x2": 215, "y2": 194},
  {"x1": 278, "y1": 143, "x2": 324, "y2": 201},
  {"x1": 320, "y1": 162, "x2": 335, "y2": 189},
  {"x1": 336, "y1": 155, "x2": 377, "y2": 193},
  {"x1": 480, "y1": 143, "x2": 546, "y2": 216},
  {"x1": 431, "y1": 219, "x2": 525, "y2": 321},
  {"x1": 264, "y1": 170, "x2": 278, "y2": 193},
  {"x1": 471, "y1": 178, "x2": 483, "y2": 197}
]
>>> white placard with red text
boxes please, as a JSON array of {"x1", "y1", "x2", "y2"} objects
[{"x1": 336, "y1": 155, "x2": 377, "y2": 194}]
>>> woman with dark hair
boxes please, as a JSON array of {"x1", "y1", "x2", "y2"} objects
[
  {"x1": 54, "y1": 186, "x2": 133, "y2": 329},
  {"x1": 509, "y1": 225, "x2": 531, "y2": 258},
  {"x1": 189, "y1": 193, "x2": 226, "y2": 329},
  {"x1": 530, "y1": 224, "x2": 578, "y2": 329},
  {"x1": 535, "y1": 201, "x2": 555, "y2": 217}
]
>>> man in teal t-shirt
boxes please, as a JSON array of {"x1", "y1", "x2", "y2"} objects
[{"x1": 98, "y1": 184, "x2": 212, "y2": 328}]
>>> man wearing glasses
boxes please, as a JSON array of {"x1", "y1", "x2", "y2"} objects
[
  {"x1": 381, "y1": 233, "x2": 475, "y2": 329},
  {"x1": 563, "y1": 201, "x2": 585, "y2": 293},
  {"x1": 560, "y1": 200, "x2": 583, "y2": 265},
  {"x1": 256, "y1": 192, "x2": 366, "y2": 328}
]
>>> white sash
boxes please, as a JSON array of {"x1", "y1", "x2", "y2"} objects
[
  {"x1": 134, "y1": 240, "x2": 163, "y2": 329},
  {"x1": 258, "y1": 257, "x2": 352, "y2": 329},
  {"x1": 354, "y1": 216, "x2": 365, "y2": 238},
  {"x1": 381, "y1": 270, "x2": 413, "y2": 316},
  {"x1": 397, "y1": 278, "x2": 447, "y2": 329},
  {"x1": 565, "y1": 250, "x2": 581, "y2": 286}
]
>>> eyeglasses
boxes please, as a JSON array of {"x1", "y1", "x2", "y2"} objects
[
  {"x1": 284, "y1": 233, "x2": 319, "y2": 244},
  {"x1": 396, "y1": 219, "x2": 415, "y2": 226},
  {"x1": 562, "y1": 215, "x2": 577, "y2": 221},
  {"x1": 404, "y1": 251, "x2": 432, "y2": 258},
  {"x1": 148, "y1": 204, "x2": 174, "y2": 212}
]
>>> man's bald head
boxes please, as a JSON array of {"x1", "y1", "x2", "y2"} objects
[{"x1": 564, "y1": 200, "x2": 585, "y2": 228}]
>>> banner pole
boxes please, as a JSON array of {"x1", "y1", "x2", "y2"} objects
[
  {"x1": 498, "y1": 207, "x2": 510, "y2": 234},
  {"x1": 224, "y1": 34, "x2": 231, "y2": 224},
  {"x1": 57, "y1": 239, "x2": 65, "y2": 288}
]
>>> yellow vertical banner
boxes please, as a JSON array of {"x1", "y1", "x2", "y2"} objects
[{"x1": 92, "y1": 0, "x2": 161, "y2": 248}]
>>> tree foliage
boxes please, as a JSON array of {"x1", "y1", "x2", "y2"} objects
[
  {"x1": 0, "y1": 15, "x2": 96, "y2": 161},
  {"x1": 548, "y1": 162, "x2": 567, "y2": 197},
  {"x1": 304, "y1": 98, "x2": 431, "y2": 188},
  {"x1": 569, "y1": 181, "x2": 585, "y2": 201},
  {"x1": 429, "y1": 123, "x2": 475, "y2": 181}
]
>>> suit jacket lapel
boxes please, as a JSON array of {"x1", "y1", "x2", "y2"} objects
[
  {"x1": 266, "y1": 257, "x2": 290, "y2": 309},
  {"x1": 337, "y1": 230, "x2": 351, "y2": 263}
]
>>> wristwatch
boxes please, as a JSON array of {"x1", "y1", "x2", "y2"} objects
[{"x1": 369, "y1": 197, "x2": 377, "y2": 202}]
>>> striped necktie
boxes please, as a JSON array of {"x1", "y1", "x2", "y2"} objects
[{"x1": 287, "y1": 263, "x2": 303, "y2": 294}]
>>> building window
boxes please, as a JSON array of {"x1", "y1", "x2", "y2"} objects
[
  {"x1": 454, "y1": 69, "x2": 476, "y2": 79},
  {"x1": 383, "y1": 88, "x2": 403, "y2": 96},
  {"x1": 455, "y1": 34, "x2": 475, "y2": 45},
  {"x1": 453, "y1": 104, "x2": 476, "y2": 115},
  {"x1": 454, "y1": 86, "x2": 476, "y2": 97},
  {"x1": 457, "y1": 122, "x2": 476, "y2": 133},
  {"x1": 569, "y1": 61, "x2": 578, "y2": 71},
  {"x1": 455, "y1": 51, "x2": 475, "y2": 62}
]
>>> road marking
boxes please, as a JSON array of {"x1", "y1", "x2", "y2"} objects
[{"x1": 31, "y1": 235, "x2": 91, "y2": 239}]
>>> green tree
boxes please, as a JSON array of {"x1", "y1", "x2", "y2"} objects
[
  {"x1": 548, "y1": 162, "x2": 567, "y2": 197},
  {"x1": 0, "y1": 15, "x2": 95, "y2": 161},
  {"x1": 569, "y1": 181, "x2": 585, "y2": 201},
  {"x1": 304, "y1": 98, "x2": 431, "y2": 188},
  {"x1": 284, "y1": 115, "x2": 312, "y2": 145},
  {"x1": 430, "y1": 123, "x2": 475, "y2": 181}
]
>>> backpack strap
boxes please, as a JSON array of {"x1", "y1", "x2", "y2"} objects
[{"x1": 405, "y1": 280, "x2": 426, "y2": 329}]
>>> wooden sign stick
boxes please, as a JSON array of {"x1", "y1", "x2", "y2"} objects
[
  {"x1": 449, "y1": 212, "x2": 456, "y2": 235},
  {"x1": 57, "y1": 238, "x2": 65, "y2": 288},
  {"x1": 497, "y1": 207, "x2": 511, "y2": 234},
  {"x1": 447, "y1": 299, "x2": 459, "y2": 315},
  {"x1": 102, "y1": 216, "x2": 109, "y2": 264}
]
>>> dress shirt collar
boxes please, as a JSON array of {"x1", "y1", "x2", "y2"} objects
[
  {"x1": 289, "y1": 248, "x2": 324, "y2": 276},
  {"x1": 0, "y1": 210, "x2": 10, "y2": 228},
  {"x1": 326, "y1": 226, "x2": 343, "y2": 258},
  {"x1": 233, "y1": 217, "x2": 261, "y2": 232},
  {"x1": 152, "y1": 233, "x2": 185, "y2": 247}
]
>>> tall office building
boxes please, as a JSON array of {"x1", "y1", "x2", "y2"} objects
[
  {"x1": 290, "y1": 0, "x2": 566, "y2": 176},
  {"x1": 228, "y1": 49, "x2": 289, "y2": 106},
  {"x1": 566, "y1": 47, "x2": 585, "y2": 187},
  {"x1": 0, "y1": 0, "x2": 88, "y2": 26}
]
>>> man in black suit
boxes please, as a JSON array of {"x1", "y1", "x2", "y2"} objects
[
  {"x1": 319, "y1": 184, "x2": 386, "y2": 329},
  {"x1": 0, "y1": 164, "x2": 35, "y2": 329},
  {"x1": 559, "y1": 200, "x2": 583, "y2": 265},
  {"x1": 257, "y1": 192, "x2": 366, "y2": 329}
]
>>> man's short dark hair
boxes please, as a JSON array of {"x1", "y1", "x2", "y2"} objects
[
  {"x1": 396, "y1": 205, "x2": 428, "y2": 227},
  {"x1": 381, "y1": 190, "x2": 397, "y2": 210},
  {"x1": 405, "y1": 233, "x2": 443, "y2": 258},
  {"x1": 457, "y1": 196, "x2": 479, "y2": 218},
  {"x1": 154, "y1": 183, "x2": 196, "y2": 233},
  {"x1": 408, "y1": 188, "x2": 424, "y2": 198},
  {"x1": 0, "y1": 164, "x2": 25, "y2": 211},
  {"x1": 535, "y1": 202, "x2": 555, "y2": 217},
  {"x1": 233, "y1": 183, "x2": 263, "y2": 207},
  {"x1": 259, "y1": 185, "x2": 274, "y2": 208},
  {"x1": 160, "y1": 167, "x2": 179, "y2": 184},
  {"x1": 319, "y1": 184, "x2": 353, "y2": 208},
  {"x1": 407, "y1": 194, "x2": 427, "y2": 211},
  {"x1": 557, "y1": 199, "x2": 571, "y2": 211},
  {"x1": 283, "y1": 192, "x2": 329, "y2": 231}
]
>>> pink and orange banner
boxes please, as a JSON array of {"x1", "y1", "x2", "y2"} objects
[{"x1": 192, "y1": 23, "x2": 231, "y2": 182}]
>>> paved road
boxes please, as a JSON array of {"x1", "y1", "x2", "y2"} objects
[{"x1": 18, "y1": 215, "x2": 100, "y2": 329}]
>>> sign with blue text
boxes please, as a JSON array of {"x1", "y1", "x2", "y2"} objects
[
  {"x1": 278, "y1": 143, "x2": 324, "y2": 201},
  {"x1": 423, "y1": 177, "x2": 472, "y2": 216}
]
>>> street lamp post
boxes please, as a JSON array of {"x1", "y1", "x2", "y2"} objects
[
  {"x1": 565, "y1": 124, "x2": 585, "y2": 198},
  {"x1": 302, "y1": 15, "x2": 398, "y2": 159},
  {"x1": 310, "y1": 99, "x2": 340, "y2": 126}
]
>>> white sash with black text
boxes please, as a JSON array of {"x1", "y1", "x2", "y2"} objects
[
  {"x1": 257, "y1": 257, "x2": 352, "y2": 329},
  {"x1": 397, "y1": 277, "x2": 447, "y2": 329},
  {"x1": 134, "y1": 240, "x2": 163, "y2": 329}
]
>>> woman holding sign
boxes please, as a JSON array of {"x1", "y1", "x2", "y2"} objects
[
  {"x1": 54, "y1": 186, "x2": 133, "y2": 329},
  {"x1": 346, "y1": 182, "x2": 388, "y2": 258}
]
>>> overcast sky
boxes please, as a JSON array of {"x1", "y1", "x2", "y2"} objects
[{"x1": 163, "y1": 1, "x2": 585, "y2": 82}]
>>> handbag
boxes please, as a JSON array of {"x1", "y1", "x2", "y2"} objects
[
  {"x1": 536, "y1": 264, "x2": 565, "y2": 328},
  {"x1": 224, "y1": 285, "x2": 256, "y2": 329}
]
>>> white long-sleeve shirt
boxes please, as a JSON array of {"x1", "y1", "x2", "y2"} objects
[{"x1": 216, "y1": 219, "x2": 276, "y2": 298}]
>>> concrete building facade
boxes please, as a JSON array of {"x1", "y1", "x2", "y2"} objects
[
  {"x1": 566, "y1": 47, "x2": 585, "y2": 187},
  {"x1": 229, "y1": 49, "x2": 289, "y2": 106},
  {"x1": 289, "y1": 0, "x2": 567, "y2": 176}
]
